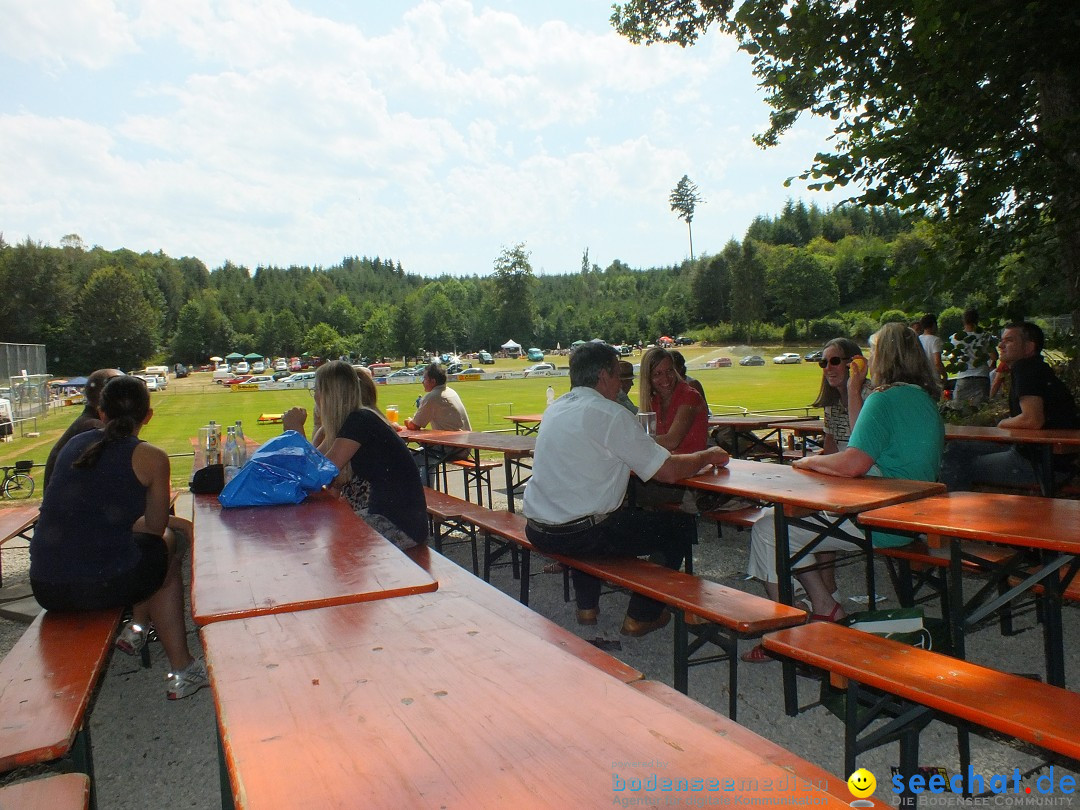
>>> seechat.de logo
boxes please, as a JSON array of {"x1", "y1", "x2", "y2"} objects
[{"x1": 848, "y1": 768, "x2": 877, "y2": 807}]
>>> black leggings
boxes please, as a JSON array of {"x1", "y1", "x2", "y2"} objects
[{"x1": 31, "y1": 533, "x2": 168, "y2": 611}]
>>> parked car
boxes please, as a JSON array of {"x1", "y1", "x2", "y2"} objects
[
  {"x1": 218, "y1": 375, "x2": 252, "y2": 386},
  {"x1": 526, "y1": 347, "x2": 544, "y2": 362},
  {"x1": 289, "y1": 357, "x2": 302, "y2": 372},
  {"x1": 212, "y1": 364, "x2": 233, "y2": 382},
  {"x1": 616, "y1": 344, "x2": 633, "y2": 356},
  {"x1": 446, "y1": 362, "x2": 473, "y2": 375},
  {"x1": 174, "y1": 363, "x2": 189, "y2": 378},
  {"x1": 234, "y1": 375, "x2": 275, "y2": 388},
  {"x1": 772, "y1": 353, "x2": 802, "y2": 364},
  {"x1": 478, "y1": 351, "x2": 494, "y2": 364},
  {"x1": 234, "y1": 361, "x2": 251, "y2": 374},
  {"x1": 739, "y1": 355, "x2": 766, "y2": 366},
  {"x1": 706, "y1": 357, "x2": 733, "y2": 368},
  {"x1": 804, "y1": 350, "x2": 824, "y2": 362},
  {"x1": 387, "y1": 369, "x2": 418, "y2": 381},
  {"x1": 675, "y1": 336, "x2": 694, "y2": 346},
  {"x1": 251, "y1": 361, "x2": 266, "y2": 374},
  {"x1": 523, "y1": 362, "x2": 556, "y2": 377},
  {"x1": 136, "y1": 375, "x2": 159, "y2": 392}
]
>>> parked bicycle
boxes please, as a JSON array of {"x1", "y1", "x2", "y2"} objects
[{"x1": 1, "y1": 460, "x2": 35, "y2": 499}]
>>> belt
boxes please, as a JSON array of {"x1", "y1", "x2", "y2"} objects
[{"x1": 526, "y1": 513, "x2": 610, "y2": 535}]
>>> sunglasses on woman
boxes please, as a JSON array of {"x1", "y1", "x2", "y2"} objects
[{"x1": 818, "y1": 356, "x2": 854, "y2": 368}]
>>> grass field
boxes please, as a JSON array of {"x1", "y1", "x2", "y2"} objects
[{"x1": 0, "y1": 345, "x2": 825, "y2": 496}]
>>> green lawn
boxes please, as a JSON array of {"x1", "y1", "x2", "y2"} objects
[{"x1": 1, "y1": 349, "x2": 824, "y2": 496}]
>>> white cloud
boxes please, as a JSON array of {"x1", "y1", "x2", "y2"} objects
[{"x1": 0, "y1": 0, "x2": 137, "y2": 71}]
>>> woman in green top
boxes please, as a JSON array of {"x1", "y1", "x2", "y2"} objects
[{"x1": 743, "y1": 323, "x2": 943, "y2": 660}]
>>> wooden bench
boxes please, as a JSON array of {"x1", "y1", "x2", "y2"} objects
[
  {"x1": 429, "y1": 492, "x2": 806, "y2": 719},
  {"x1": 423, "y1": 487, "x2": 484, "y2": 574},
  {"x1": 0, "y1": 607, "x2": 121, "y2": 809},
  {"x1": 406, "y1": 544, "x2": 642, "y2": 683},
  {"x1": 628, "y1": 680, "x2": 884, "y2": 806},
  {"x1": 0, "y1": 773, "x2": 90, "y2": 810},
  {"x1": 762, "y1": 622, "x2": 1080, "y2": 802},
  {"x1": 0, "y1": 504, "x2": 39, "y2": 586},
  {"x1": 446, "y1": 457, "x2": 502, "y2": 508}
]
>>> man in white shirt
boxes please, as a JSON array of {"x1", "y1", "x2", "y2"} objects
[
  {"x1": 918, "y1": 313, "x2": 948, "y2": 392},
  {"x1": 522, "y1": 343, "x2": 729, "y2": 637},
  {"x1": 405, "y1": 363, "x2": 472, "y2": 483}
]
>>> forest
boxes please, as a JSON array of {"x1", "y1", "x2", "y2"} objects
[{"x1": 0, "y1": 199, "x2": 1065, "y2": 374}]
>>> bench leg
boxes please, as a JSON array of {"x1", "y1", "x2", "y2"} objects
[
  {"x1": 217, "y1": 727, "x2": 236, "y2": 810},
  {"x1": 518, "y1": 549, "x2": 531, "y2": 606},
  {"x1": 71, "y1": 725, "x2": 97, "y2": 810}
]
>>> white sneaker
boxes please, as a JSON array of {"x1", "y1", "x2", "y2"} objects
[
  {"x1": 115, "y1": 621, "x2": 148, "y2": 656},
  {"x1": 166, "y1": 659, "x2": 209, "y2": 700}
]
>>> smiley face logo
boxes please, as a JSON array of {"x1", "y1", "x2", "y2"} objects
[{"x1": 847, "y1": 768, "x2": 877, "y2": 799}]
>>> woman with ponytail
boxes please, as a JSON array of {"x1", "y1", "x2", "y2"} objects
[{"x1": 30, "y1": 375, "x2": 208, "y2": 700}]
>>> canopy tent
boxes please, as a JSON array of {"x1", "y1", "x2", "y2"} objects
[
  {"x1": 570, "y1": 340, "x2": 587, "y2": 347},
  {"x1": 225, "y1": 352, "x2": 245, "y2": 361},
  {"x1": 244, "y1": 353, "x2": 263, "y2": 360},
  {"x1": 60, "y1": 376, "x2": 88, "y2": 387},
  {"x1": 48, "y1": 379, "x2": 69, "y2": 387},
  {"x1": 500, "y1": 340, "x2": 521, "y2": 350}
]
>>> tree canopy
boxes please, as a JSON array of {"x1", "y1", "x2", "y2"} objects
[{"x1": 612, "y1": 0, "x2": 1080, "y2": 335}]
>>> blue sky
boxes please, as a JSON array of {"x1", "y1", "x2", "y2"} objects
[{"x1": 0, "y1": 0, "x2": 851, "y2": 278}]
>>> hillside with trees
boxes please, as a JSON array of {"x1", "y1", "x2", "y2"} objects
[{"x1": 0, "y1": 199, "x2": 1066, "y2": 373}]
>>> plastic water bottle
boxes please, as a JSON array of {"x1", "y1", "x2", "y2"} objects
[
  {"x1": 234, "y1": 420, "x2": 247, "y2": 464},
  {"x1": 546, "y1": 386, "x2": 555, "y2": 407},
  {"x1": 223, "y1": 426, "x2": 240, "y2": 483}
]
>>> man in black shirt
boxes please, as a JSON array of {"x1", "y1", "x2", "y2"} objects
[{"x1": 941, "y1": 322, "x2": 1078, "y2": 491}]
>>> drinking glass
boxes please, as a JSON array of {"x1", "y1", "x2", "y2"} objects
[
  {"x1": 386, "y1": 405, "x2": 399, "y2": 425},
  {"x1": 637, "y1": 411, "x2": 656, "y2": 436}
]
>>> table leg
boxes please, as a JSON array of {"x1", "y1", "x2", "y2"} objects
[
  {"x1": 1037, "y1": 445, "x2": 1055, "y2": 497},
  {"x1": 1040, "y1": 550, "x2": 1066, "y2": 687},
  {"x1": 948, "y1": 541, "x2": 967, "y2": 660},
  {"x1": 503, "y1": 454, "x2": 515, "y2": 513}
]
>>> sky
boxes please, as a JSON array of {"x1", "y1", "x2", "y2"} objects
[{"x1": 0, "y1": 0, "x2": 852, "y2": 278}]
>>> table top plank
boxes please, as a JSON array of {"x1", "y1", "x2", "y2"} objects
[
  {"x1": 204, "y1": 596, "x2": 847, "y2": 808},
  {"x1": 680, "y1": 458, "x2": 945, "y2": 515},
  {"x1": 944, "y1": 423, "x2": 1080, "y2": 448},
  {"x1": 858, "y1": 492, "x2": 1080, "y2": 553},
  {"x1": 191, "y1": 495, "x2": 437, "y2": 625},
  {"x1": 708, "y1": 414, "x2": 815, "y2": 429},
  {"x1": 397, "y1": 429, "x2": 536, "y2": 456},
  {"x1": 0, "y1": 504, "x2": 40, "y2": 543}
]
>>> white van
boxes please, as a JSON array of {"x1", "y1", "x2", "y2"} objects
[{"x1": 145, "y1": 365, "x2": 169, "y2": 377}]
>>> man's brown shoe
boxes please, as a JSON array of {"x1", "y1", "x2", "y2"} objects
[
  {"x1": 620, "y1": 610, "x2": 671, "y2": 637},
  {"x1": 576, "y1": 608, "x2": 599, "y2": 626}
]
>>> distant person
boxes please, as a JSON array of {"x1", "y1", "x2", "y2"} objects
[
  {"x1": 949, "y1": 308, "x2": 997, "y2": 407},
  {"x1": 615, "y1": 361, "x2": 638, "y2": 415},
  {"x1": 402, "y1": 362, "x2": 472, "y2": 484},
  {"x1": 941, "y1": 322, "x2": 1079, "y2": 491},
  {"x1": 918, "y1": 313, "x2": 948, "y2": 392},
  {"x1": 284, "y1": 361, "x2": 428, "y2": 548},
  {"x1": 30, "y1": 375, "x2": 207, "y2": 700},
  {"x1": 671, "y1": 350, "x2": 709, "y2": 415},
  {"x1": 43, "y1": 368, "x2": 122, "y2": 487}
]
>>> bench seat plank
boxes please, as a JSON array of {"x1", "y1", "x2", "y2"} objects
[
  {"x1": 0, "y1": 608, "x2": 120, "y2": 772},
  {"x1": 762, "y1": 622, "x2": 1080, "y2": 762},
  {"x1": 0, "y1": 773, "x2": 90, "y2": 810}
]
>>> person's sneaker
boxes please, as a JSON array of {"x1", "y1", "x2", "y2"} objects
[
  {"x1": 115, "y1": 621, "x2": 148, "y2": 656},
  {"x1": 166, "y1": 659, "x2": 209, "y2": 700}
]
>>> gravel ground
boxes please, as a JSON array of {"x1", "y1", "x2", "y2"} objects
[{"x1": 1, "y1": 481, "x2": 1077, "y2": 808}]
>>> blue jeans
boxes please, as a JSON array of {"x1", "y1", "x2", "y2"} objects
[{"x1": 940, "y1": 441, "x2": 1038, "y2": 491}]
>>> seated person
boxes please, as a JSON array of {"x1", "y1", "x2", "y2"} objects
[
  {"x1": 43, "y1": 368, "x2": 122, "y2": 487},
  {"x1": 742, "y1": 323, "x2": 943, "y2": 662},
  {"x1": 615, "y1": 361, "x2": 638, "y2": 415},
  {"x1": 284, "y1": 361, "x2": 428, "y2": 549},
  {"x1": 639, "y1": 347, "x2": 708, "y2": 453},
  {"x1": 671, "y1": 350, "x2": 708, "y2": 415},
  {"x1": 402, "y1": 362, "x2": 472, "y2": 484},
  {"x1": 30, "y1": 375, "x2": 206, "y2": 700},
  {"x1": 941, "y1": 321, "x2": 1079, "y2": 491}
]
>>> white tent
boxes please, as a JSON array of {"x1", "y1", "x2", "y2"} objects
[{"x1": 501, "y1": 339, "x2": 521, "y2": 350}]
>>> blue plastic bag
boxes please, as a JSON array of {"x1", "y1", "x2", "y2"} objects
[{"x1": 218, "y1": 431, "x2": 339, "y2": 507}]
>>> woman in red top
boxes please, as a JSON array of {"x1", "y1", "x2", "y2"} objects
[{"x1": 639, "y1": 347, "x2": 708, "y2": 453}]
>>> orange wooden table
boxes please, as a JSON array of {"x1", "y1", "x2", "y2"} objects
[
  {"x1": 203, "y1": 593, "x2": 851, "y2": 809},
  {"x1": 707, "y1": 414, "x2": 816, "y2": 460},
  {"x1": 680, "y1": 458, "x2": 944, "y2": 714},
  {"x1": 767, "y1": 419, "x2": 826, "y2": 456},
  {"x1": 0, "y1": 503, "x2": 39, "y2": 585},
  {"x1": 944, "y1": 423, "x2": 1080, "y2": 496},
  {"x1": 191, "y1": 494, "x2": 437, "y2": 625},
  {"x1": 398, "y1": 429, "x2": 535, "y2": 512},
  {"x1": 858, "y1": 492, "x2": 1080, "y2": 686},
  {"x1": 503, "y1": 413, "x2": 543, "y2": 435}
]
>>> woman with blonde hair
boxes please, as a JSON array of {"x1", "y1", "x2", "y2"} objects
[
  {"x1": 741, "y1": 322, "x2": 943, "y2": 661},
  {"x1": 638, "y1": 347, "x2": 708, "y2": 453},
  {"x1": 284, "y1": 361, "x2": 427, "y2": 548}
]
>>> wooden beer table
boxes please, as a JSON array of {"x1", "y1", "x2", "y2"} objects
[
  {"x1": 398, "y1": 429, "x2": 536, "y2": 512},
  {"x1": 191, "y1": 494, "x2": 437, "y2": 625},
  {"x1": 504, "y1": 413, "x2": 544, "y2": 435},
  {"x1": 707, "y1": 414, "x2": 816, "y2": 461},
  {"x1": 859, "y1": 492, "x2": 1080, "y2": 686},
  {"x1": 203, "y1": 592, "x2": 854, "y2": 809},
  {"x1": 680, "y1": 459, "x2": 944, "y2": 714},
  {"x1": 944, "y1": 424, "x2": 1080, "y2": 497}
]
